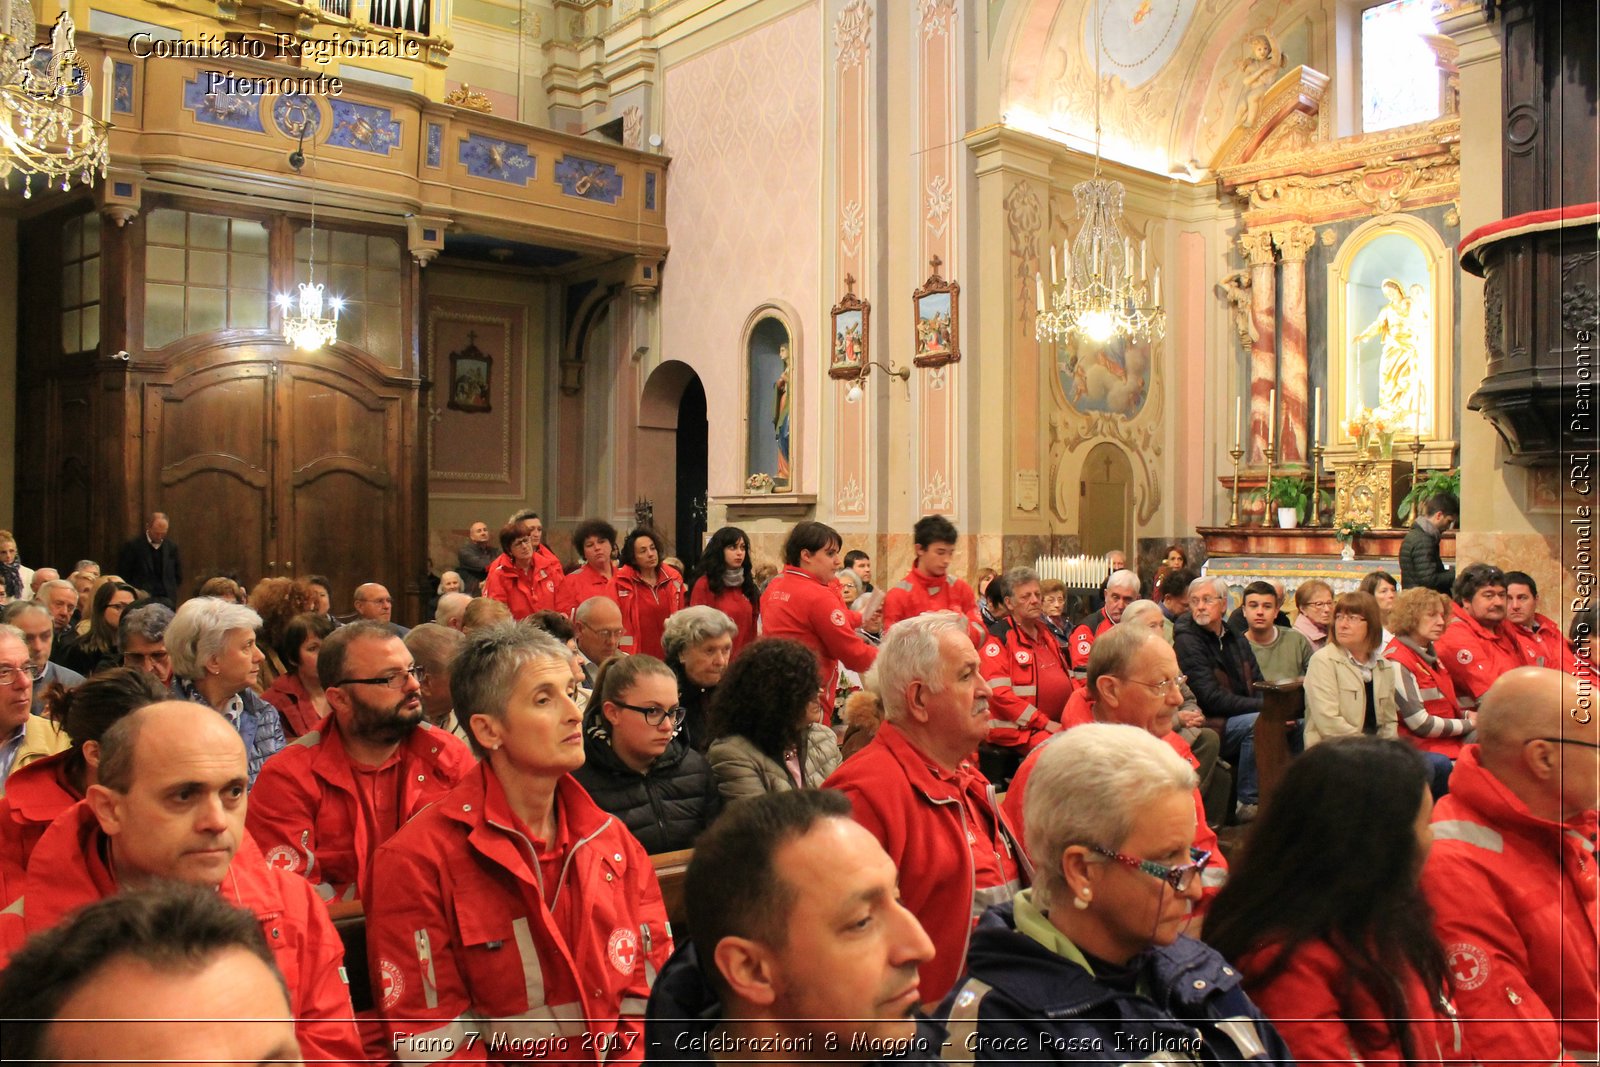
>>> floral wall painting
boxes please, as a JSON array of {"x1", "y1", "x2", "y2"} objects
[
  {"x1": 829, "y1": 275, "x2": 870, "y2": 380},
  {"x1": 1058, "y1": 333, "x2": 1151, "y2": 419},
  {"x1": 1344, "y1": 231, "x2": 1432, "y2": 434},
  {"x1": 912, "y1": 256, "x2": 960, "y2": 368},
  {"x1": 746, "y1": 315, "x2": 793, "y2": 492},
  {"x1": 448, "y1": 331, "x2": 493, "y2": 413}
]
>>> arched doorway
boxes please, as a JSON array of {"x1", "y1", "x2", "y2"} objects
[
  {"x1": 1078, "y1": 441, "x2": 1132, "y2": 556},
  {"x1": 638, "y1": 360, "x2": 709, "y2": 562}
]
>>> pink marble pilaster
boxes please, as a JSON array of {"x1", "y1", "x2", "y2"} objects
[
  {"x1": 1274, "y1": 225, "x2": 1315, "y2": 465},
  {"x1": 1240, "y1": 231, "x2": 1278, "y2": 466}
]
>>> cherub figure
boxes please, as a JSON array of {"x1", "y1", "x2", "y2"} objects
[
  {"x1": 1218, "y1": 269, "x2": 1258, "y2": 347},
  {"x1": 1234, "y1": 31, "x2": 1284, "y2": 128}
]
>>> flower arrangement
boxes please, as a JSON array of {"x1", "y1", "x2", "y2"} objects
[
  {"x1": 1334, "y1": 519, "x2": 1371, "y2": 545},
  {"x1": 1344, "y1": 406, "x2": 1397, "y2": 458},
  {"x1": 745, "y1": 472, "x2": 775, "y2": 494}
]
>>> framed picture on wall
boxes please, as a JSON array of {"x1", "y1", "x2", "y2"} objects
[
  {"x1": 912, "y1": 256, "x2": 960, "y2": 369},
  {"x1": 828, "y1": 276, "x2": 871, "y2": 381},
  {"x1": 447, "y1": 332, "x2": 493, "y2": 413}
]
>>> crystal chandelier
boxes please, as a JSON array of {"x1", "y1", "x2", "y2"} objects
[
  {"x1": 1034, "y1": 0, "x2": 1164, "y2": 346},
  {"x1": 276, "y1": 125, "x2": 341, "y2": 352},
  {"x1": 0, "y1": 6, "x2": 112, "y2": 199}
]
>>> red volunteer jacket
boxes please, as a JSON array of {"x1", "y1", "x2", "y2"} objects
[
  {"x1": 1383, "y1": 637, "x2": 1469, "y2": 758},
  {"x1": 688, "y1": 577, "x2": 758, "y2": 654},
  {"x1": 759, "y1": 567, "x2": 878, "y2": 687},
  {"x1": 978, "y1": 618, "x2": 1072, "y2": 751},
  {"x1": 1421, "y1": 746, "x2": 1599, "y2": 1064},
  {"x1": 1001, "y1": 727, "x2": 1228, "y2": 898},
  {"x1": 246, "y1": 717, "x2": 476, "y2": 903},
  {"x1": 615, "y1": 564, "x2": 686, "y2": 660},
  {"x1": 365, "y1": 766, "x2": 672, "y2": 1065},
  {"x1": 0, "y1": 804, "x2": 362, "y2": 1065},
  {"x1": 881, "y1": 568, "x2": 979, "y2": 632},
  {"x1": 1433, "y1": 613, "x2": 1521, "y2": 711},
  {"x1": 533, "y1": 543, "x2": 565, "y2": 584},
  {"x1": 824, "y1": 722, "x2": 1026, "y2": 1003},
  {"x1": 1510, "y1": 613, "x2": 1579, "y2": 675},
  {"x1": 262, "y1": 672, "x2": 326, "y2": 739},
  {"x1": 555, "y1": 564, "x2": 624, "y2": 620},
  {"x1": 486, "y1": 553, "x2": 560, "y2": 621},
  {"x1": 0, "y1": 750, "x2": 78, "y2": 907},
  {"x1": 1237, "y1": 938, "x2": 1459, "y2": 1066},
  {"x1": 1066, "y1": 608, "x2": 1117, "y2": 680}
]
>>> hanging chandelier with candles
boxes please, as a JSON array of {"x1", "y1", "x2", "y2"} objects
[
  {"x1": 1034, "y1": 0, "x2": 1165, "y2": 346},
  {"x1": 276, "y1": 123, "x2": 342, "y2": 352},
  {"x1": 0, "y1": 3, "x2": 111, "y2": 198}
]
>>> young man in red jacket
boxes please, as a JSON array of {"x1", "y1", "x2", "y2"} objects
[
  {"x1": 881, "y1": 514, "x2": 979, "y2": 631},
  {"x1": 1421, "y1": 666, "x2": 1599, "y2": 1065},
  {"x1": 0, "y1": 700, "x2": 362, "y2": 1065},
  {"x1": 1434, "y1": 563, "x2": 1523, "y2": 712},
  {"x1": 246, "y1": 621, "x2": 476, "y2": 904},
  {"x1": 826, "y1": 612, "x2": 1026, "y2": 1005},
  {"x1": 761, "y1": 521, "x2": 878, "y2": 689},
  {"x1": 1505, "y1": 570, "x2": 1578, "y2": 674}
]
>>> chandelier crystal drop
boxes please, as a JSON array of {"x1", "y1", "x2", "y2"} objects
[
  {"x1": 1033, "y1": 0, "x2": 1165, "y2": 347},
  {"x1": 0, "y1": 8, "x2": 112, "y2": 199}
]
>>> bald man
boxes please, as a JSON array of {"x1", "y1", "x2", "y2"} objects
[
  {"x1": 354, "y1": 582, "x2": 409, "y2": 637},
  {"x1": 0, "y1": 700, "x2": 362, "y2": 1062},
  {"x1": 1421, "y1": 667, "x2": 1599, "y2": 1064}
]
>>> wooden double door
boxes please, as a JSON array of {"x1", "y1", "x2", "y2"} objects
[{"x1": 137, "y1": 342, "x2": 424, "y2": 617}]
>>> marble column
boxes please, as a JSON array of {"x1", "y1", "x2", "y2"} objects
[
  {"x1": 1274, "y1": 224, "x2": 1316, "y2": 465},
  {"x1": 1240, "y1": 231, "x2": 1278, "y2": 466}
]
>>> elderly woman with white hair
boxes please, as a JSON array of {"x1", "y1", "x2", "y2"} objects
[
  {"x1": 660, "y1": 604, "x2": 738, "y2": 752},
  {"x1": 939, "y1": 723, "x2": 1292, "y2": 1064},
  {"x1": 165, "y1": 596, "x2": 285, "y2": 787}
]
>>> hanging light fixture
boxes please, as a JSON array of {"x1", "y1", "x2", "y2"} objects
[
  {"x1": 1035, "y1": 0, "x2": 1165, "y2": 346},
  {"x1": 276, "y1": 122, "x2": 341, "y2": 352},
  {"x1": 0, "y1": 4, "x2": 112, "y2": 198}
]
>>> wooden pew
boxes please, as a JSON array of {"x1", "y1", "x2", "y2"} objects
[
  {"x1": 652, "y1": 847, "x2": 693, "y2": 939},
  {"x1": 1253, "y1": 678, "x2": 1306, "y2": 810}
]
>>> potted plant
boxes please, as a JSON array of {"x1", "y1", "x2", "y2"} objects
[
  {"x1": 1334, "y1": 519, "x2": 1372, "y2": 562},
  {"x1": 1262, "y1": 474, "x2": 1312, "y2": 529},
  {"x1": 1398, "y1": 468, "x2": 1462, "y2": 526}
]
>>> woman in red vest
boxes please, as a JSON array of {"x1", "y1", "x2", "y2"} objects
[
  {"x1": 688, "y1": 526, "x2": 760, "y2": 654},
  {"x1": 614, "y1": 528, "x2": 685, "y2": 659},
  {"x1": 1385, "y1": 587, "x2": 1472, "y2": 797}
]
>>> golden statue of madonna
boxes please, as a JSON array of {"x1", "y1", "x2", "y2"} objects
[{"x1": 1352, "y1": 277, "x2": 1427, "y2": 428}]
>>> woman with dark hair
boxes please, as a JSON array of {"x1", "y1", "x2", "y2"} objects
[
  {"x1": 1206, "y1": 737, "x2": 1457, "y2": 1065},
  {"x1": 1360, "y1": 569, "x2": 1400, "y2": 644},
  {"x1": 247, "y1": 577, "x2": 318, "y2": 691},
  {"x1": 484, "y1": 521, "x2": 545, "y2": 621},
  {"x1": 572, "y1": 653, "x2": 719, "y2": 854},
  {"x1": 1154, "y1": 543, "x2": 1189, "y2": 587},
  {"x1": 554, "y1": 517, "x2": 623, "y2": 618},
  {"x1": 705, "y1": 638, "x2": 842, "y2": 801},
  {"x1": 0, "y1": 668, "x2": 167, "y2": 904},
  {"x1": 690, "y1": 526, "x2": 760, "y2": 653},
  {"x1": 758, "y1": 521, "x2": 877, "y2": 689},
  {"x1": 261, "y1": 611, "x2": 338, "y2": 739},
  {"x1": 1304, "y1": 591, "x2": 1399, "y2": 746},
  {"x1": 55, "y1": 581, "x2": 136, "y2": 677},
  {"x1": 614, "y1": 528, "x2": 685, "y2": 659}
]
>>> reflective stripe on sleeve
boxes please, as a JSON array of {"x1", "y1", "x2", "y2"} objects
[{"x1": 1432, "y1": 819, "x2": 1504, "y2": 853}]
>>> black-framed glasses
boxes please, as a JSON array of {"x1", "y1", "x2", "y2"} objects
[
  {"x1": 613, "y1": 700, "x2": 686, "y2": 727},
  {"x1": 335, "y1": 665, "x2": 426, "y2": 689},
  {"x1": 1089, "y1": 845, "x2": 1212, "y2": 892},
  {"x1": 1528, "y1": 737, "x2": 1600, "y2": 751},
  {"x1": 1129, "y1": 674, "x2": 1188, "y2": 697}
]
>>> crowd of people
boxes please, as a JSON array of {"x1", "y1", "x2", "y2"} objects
[{"x1": 0, "y1": 497, "x2": 1594, "y2": 1065}]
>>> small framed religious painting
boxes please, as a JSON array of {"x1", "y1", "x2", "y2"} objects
[
  {"x1": 828, "y1": 275, "x2": 871, "y2": 381},
  {"x1": 912, "y1": 256, "x2": 960, "y2": 369},
  {"x1": 447, "y1": 333, "x2": 493, "y2": 413}
]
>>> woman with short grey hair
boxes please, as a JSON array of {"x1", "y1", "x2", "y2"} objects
[
  {"x1": 940, "y1": 723, "x2": 1292, "y2": 1064},
  {"x1": 166, "y1": 597, "x2": 284, "y2": 787},
  {"x1": 660, "y1": 605, "x2": 737, "y2": 752}
]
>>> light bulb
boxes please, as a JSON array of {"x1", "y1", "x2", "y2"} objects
[
  {"x1": 846, "y1": 382, "x2": 863, "y2": 404},
  {"x1": 1079, "y1": 310, "x2": 1116, "y2": 343}
]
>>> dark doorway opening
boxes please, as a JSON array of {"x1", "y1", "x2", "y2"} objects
[{"x1": 675, "y1": 376, "x2": 708, "y2": 562}]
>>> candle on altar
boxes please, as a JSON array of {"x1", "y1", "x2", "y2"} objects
[
  {"x1": 1234, "y1": 397, "x2": 1242, "y2": 450},
  {"x1": 1267, "y1": 388, "x2": 1276, "y2": 451},
  {"x1": 1312, "y1": 386, "x2": 1321, "y2": 446}
]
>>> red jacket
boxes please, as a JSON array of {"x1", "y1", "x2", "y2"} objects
[
  {"x1": 365, "y1": 766, "x2": 672, "y2": 1064},
  {"x1": 1510, "y1": 613, "x2": 1579, "y2": 675},
  {"x1": 824, "y1": 722, "x2": 1026, "y2": 1003},
  {"x1": 1434, "y1": 613, "x2": 1521, "y2": 711},
  {"x1": 1236, "y1": 938, "x2": 1458, "y2": 1066},
  {"x1": 1066, "y1": 608, "x2": 1117, "y2": 681},
  {"x1": 978, "y1": 618, "x2": 1072, "y2": 751},
  {"x1": 555, "y1": 563, "x2": 623, "y2": 620},
  {"x1": 881, "y1": 568, "x2": 978, "y2": 632},
  {"x1": 1002, "y1": 727, "x2": 1228, "y2": 898},
  {"x1": 759, "y1": 567, "x2": 878, "y2": 687},
  {"x1": 1422, "y1": 747, "x2": 1599, "y2": 1063},
  {"x1": 262, "y1": 672, "x2": 327, "y2": 739},
  {"x1": 533, "y1": 543, "x2": 565, "y2": 584},
  {"x1": 0, "y1": 750, "x2": 78, "y2": 907},
  {"x1": 688, "y1": 577, "x2": 758, "y2": 654},
  {"x1": 486, "y1": 552, "x2": 560, "y2": 621},
  {"x1": 246, "y1": 717, "x2": 476, "y2": 903},
  {"x1": 1383, "y1": 637, "x2": 1469, "y2": 758},
  {"x1": 615, "y1": 565, "x2": 686, "y2": 659},
  {"x1": 1, "y1": 804, "x2": 362, "y2": 1065}
]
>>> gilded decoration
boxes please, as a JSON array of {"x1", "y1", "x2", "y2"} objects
[
  {"x1": 1334, "y1": 459, "x2": 1407, "y2": 529},
  {"x1": 444, "y1": 84, "x2": 492, "y2": 113}
]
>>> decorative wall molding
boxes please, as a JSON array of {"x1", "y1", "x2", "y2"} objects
[{"x1": 834, "y1": 0, "x2": 872, "y2": 70}]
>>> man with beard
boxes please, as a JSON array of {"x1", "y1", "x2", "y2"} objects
[
  {"x1": 245, "y1": 621, "x2": 475, "y2": 903},
  {"x1": 1435, "y1": 563, "x2": 1523, "y2": 715}
]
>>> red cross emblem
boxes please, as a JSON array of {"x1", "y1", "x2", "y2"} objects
[
  {"x1": 608, "y1": 928, "x2": 639, "y2": 975},
  {"x1": 1446, "y1": 943, "x2": 1489, "y2": 990},
  {"x1": 264, "y1": 845, "x2": 298, "y2": 872},
  {"x1": 379, "y1": 959, "x2": 405, "y2": 1009}
]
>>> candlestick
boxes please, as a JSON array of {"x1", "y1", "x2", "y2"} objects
[
  {"x1": 1409, "y1": 433, "x2": 1426, "y2": 525},
  {"x1": 1227, "y1": 445, "x2": 1245, "y2": 527},
  {"x1": 1262, "y1": 444, "x2": 1276, "y2": 527},
  {"x1": 1307, "y1": 443, "x2": 1325, "y2": 527}
]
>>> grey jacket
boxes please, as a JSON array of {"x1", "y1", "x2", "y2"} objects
[{"x1": 706, "y1": 723, "x2": 842, "y2": 802}]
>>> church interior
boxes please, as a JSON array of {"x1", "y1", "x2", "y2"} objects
[{"x1": 0, "y1": 0, "x2": 1594, "y2": 629}]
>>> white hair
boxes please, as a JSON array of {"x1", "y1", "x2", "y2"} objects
[
  {"x1": 434, "y1": 592, "x2": 471, "y2": 625},
  {"x1": 165, "y1": 597, "x2": 264, "y2": 679},
  {"x1": 1187, "y1": 574, "x2": 1229, "y2": 607},
  {"x1": 1024, "y1": 723, "x2": 1196, "y2": 909},
  {"x1": 1105, "y1": 569, "x2": 1141, "y2": 594},
  {"x1": 1120, "y1": 599, "x2": 1164, "y2": 629},
  {"x1": 661, "y1": 605, "x2": 738, "y2": 661},
  {"x1": 36, "y1": 578, "x2": 74, "y2": 601},
  {"x1": 869, "y1": 611, "x2": 969, "y2": 724}
]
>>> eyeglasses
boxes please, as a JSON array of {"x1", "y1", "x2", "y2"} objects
[
  {"x1": 335, "y1": 665, "x2": 425, "y2": 689},
  {"x1": 581, "y1": 623, "x2": 627, "y2": 641},
  {"x1": 613, "y1": 700, "x2": 687, "y2": 727},
  {"x1": 122, "y1": 650, "x2": 171, "y2": 668},
  {"x1": 1089, "y1": 845, "x2": 1212, "y2": 892},
  {"x1": 0, "y1": 665, "x2": 32, "y2": 688},
  {"x1": 1128, "y1": 674, "x2": 1187, "y2": 696},
  {"x1": 1528, "y1": 737, "x2": 1600, "y2": 751},
  {"x1": 1305, "y1": 599, "x2": 1334, "y2": 609}
]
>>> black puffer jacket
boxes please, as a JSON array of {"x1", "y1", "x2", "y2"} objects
[
  {"x1": 573, "y1": 726, "x2": 721, "y2": 855},
  {"x1": 669, "y1": 657, "x2": 718, "y2": 754},
  {"x1": 1400, "y1": 520, "x2": 1455, "y2": 593},
  {"x1": 1172, "y1": 612, "x2": 1263, "y2": 724}
]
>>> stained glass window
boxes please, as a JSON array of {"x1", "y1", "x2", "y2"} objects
[{"x1": 1362, "y1": 0, "x2": 1442, "y2": 133}]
